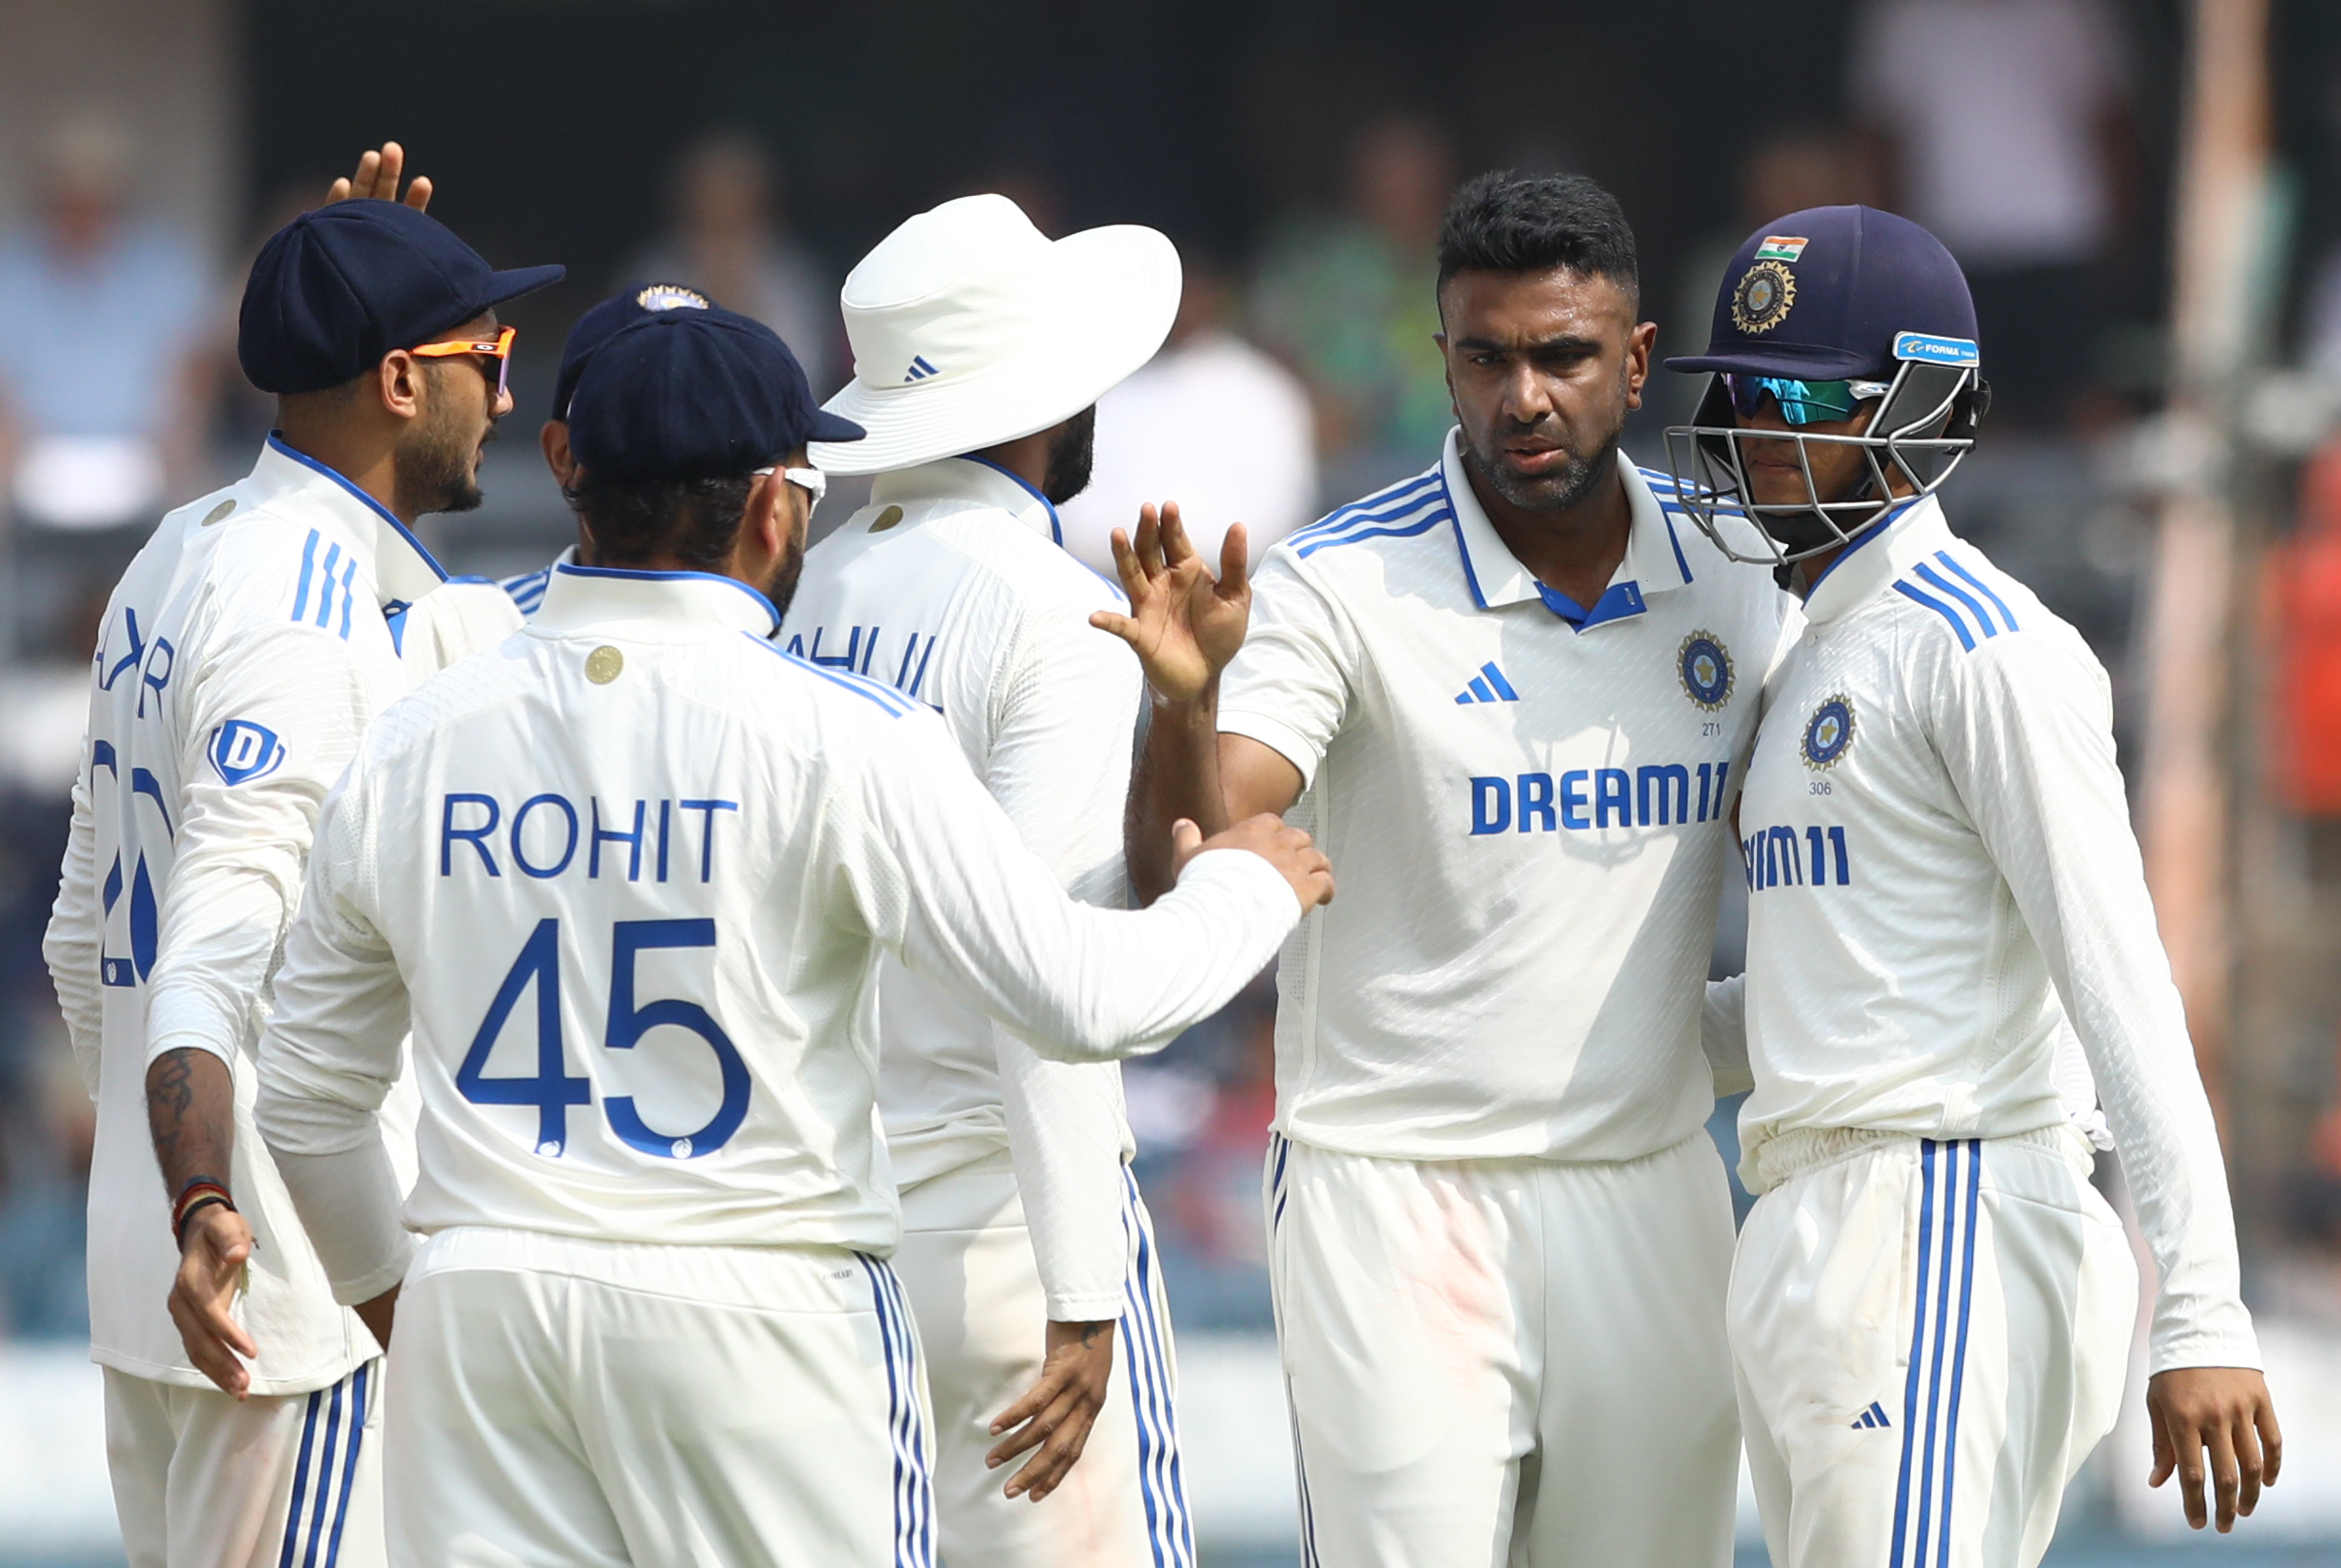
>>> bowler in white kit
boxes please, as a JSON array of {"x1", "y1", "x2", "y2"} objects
[
  {"x1": 1111, "y1": 171, "x2": 1792, "y2": 1568},
  {"x1": 1664, "y1": 204, "x2": 2281, "y2": 1565},
  {"x1": 249, "y1": 306, "x2": 1333, "y2": 1568},
  {"x1": 787, "y1": 192, "x2": 1194, "y2": 1568}
]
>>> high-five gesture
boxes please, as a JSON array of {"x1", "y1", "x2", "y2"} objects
[
  {"x1": 1090, "y1": 501, "x2": 1249, "y2": 702},
  {"x1": 324, "y1": 142, "x2": 432, "y2": 211}
]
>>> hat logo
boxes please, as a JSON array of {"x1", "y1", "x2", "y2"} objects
[
  {"x1": 902, "y1": 355, "x2": 940, "y2": 383},
  {"x1": 1731, "y1": 260, "x2": 1797, "y2": 335},
  {"x1": 1753, "y1": 235, "x2": 1808, "y2": 262},
  {"x1": 636, "y1": 284, "x2": 710, "y2": 313}
]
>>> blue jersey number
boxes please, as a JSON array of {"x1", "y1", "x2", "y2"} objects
[{"x1": 456, "y1": 917, "x2": 749, "y2": 1158}]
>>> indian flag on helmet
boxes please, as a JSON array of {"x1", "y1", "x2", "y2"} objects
[{"x1": 1754, "y1": 235, "x2": 1808, "y2": 262}]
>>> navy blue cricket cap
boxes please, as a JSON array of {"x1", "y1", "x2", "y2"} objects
[
  {"x1": 567, "y1": 307, "x2": 865, "y2": 482},
  {"x1": 550, "y1": 282, "x2": 715, "y2": 422},
  {"x1": 238, "y1": 201, "x2": 565, "y2": 395},
  {"x1": 1665, "y1": 205, "x2": 1978, "y2": 382}
]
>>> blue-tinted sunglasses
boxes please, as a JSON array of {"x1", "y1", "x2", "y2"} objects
[{"x1": 1724, "y1": 373, "x2": 1891, "y2": 427}]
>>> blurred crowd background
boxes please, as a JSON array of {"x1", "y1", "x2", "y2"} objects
[{"x1": 5, "y1": 0, "x2": 2341, "y2": 1559}]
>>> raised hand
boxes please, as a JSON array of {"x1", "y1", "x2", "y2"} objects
[
  {"x1": 324, "y1": 142, "x2": 432, "y2": 211},
  {"x1": 1089, "y1": 502, "x2": 1249, "y2": 704},
  {"x1": 1172, "y1": 813, "x2": 1334, "y2": 912}
]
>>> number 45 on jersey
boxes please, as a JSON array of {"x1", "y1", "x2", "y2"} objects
[{"x1": 458, "y1": 918, "x2": 749, "y2": 1160}]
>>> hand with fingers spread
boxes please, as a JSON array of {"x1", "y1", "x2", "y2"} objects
[
  {"x1": 1089, "y1": 501, "x2": 1250, "y2": 704},
  {"x1": 1174, "y1": 813, "x2": 1334, "y2": 913},
  {"x1": 986, "y1": 1319, "x2": 1116, "y2": 1502},
  {"x1": 168, "y1": 1204, "x2": 258, "y2": 1398},
  {"x1": 324, "y1": 142, "x2": 432, "y2": 212},
  {"x1": 2147, "y1": 1366, "x2": 2282, "y2": 1532}
]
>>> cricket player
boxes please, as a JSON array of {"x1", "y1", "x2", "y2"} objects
[
  {"x1": 784, "y1": 193, "x2": 1194, "y2": 1564},
  {"x1": 246, "y1": 306, "x2": 1333, "y2": 1568},
  {"x1": 1661, "y1": 204, "x2": 2280, "y2": 1565},
  {"x1": 499, "y1": 280, "x2": 716, "y2": 614},
  {"x1": 1110, "y1": 171, "x2": 1792, "y2": 1567},
  {"x1": 41, "y1": 182, "x2": 559, "y2": 1567}
]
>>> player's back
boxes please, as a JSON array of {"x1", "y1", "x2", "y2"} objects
[
  {"x1": 784, "y1": 457, "x2": 1139, "y2": 1184},
  {"x1": 343, "y1": 567, "x2": 931, "y2": 1253},
  {"x1": 75, "y1": 449, "x2": 414, "y2": 1390}
]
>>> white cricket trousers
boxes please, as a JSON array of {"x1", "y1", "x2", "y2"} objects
[
  {"x1": 105, "y1": 1359, "x2": 383, "y2": 1568},
  {"x1": 890, "y1": 1154, "x2": 1193, "y2": 1568},
  {"x1": 1730, "y1": 1127, "x2": 2138, "y2": 1568},
  {"x1": 384, "y1": 1226, "x2": 936, "y2": 1568},
  {"x1": 1266, "y1": 1131, "x2": 1741, "y2": 1568}
]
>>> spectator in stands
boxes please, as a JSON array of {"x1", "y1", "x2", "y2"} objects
[
  {"x1": 1850, "y1": 0, "x2": 2137, "y2": 428},
  {"x1": 627, "y1": 131, "x2": 842, "y2": 394},
  {"x1": 0, "y1": 116, "x2": 214, "y2": 530},
  {"x1": 1056, "y1": 247, "x2": 1317, "y2": 578},
  {"x1": 1251, "y1": 114, "x2": 1454, "y2": 505}
]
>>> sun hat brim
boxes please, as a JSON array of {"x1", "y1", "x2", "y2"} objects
[{"x1": 808, "y1": 224, "x2": 1180, "y2": 475}]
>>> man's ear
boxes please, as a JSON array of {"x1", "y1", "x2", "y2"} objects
[
  {"x1": 377, "y1": 350, "x2": 425, "y2": 421},
  {"x1": 541, "y1": 421, "x2": 575, "y2": 488},
  {"x1": 746, "y1": 469, "x2": 789, "y2": 560}
]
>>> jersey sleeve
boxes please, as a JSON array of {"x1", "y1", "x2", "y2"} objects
[
  {"x1": 43, "y1": 738, "x2": 105, "y2": 1101},
  {"x1": 836, "y1": 707, "x2": 1301, "y2": 1062},
  {"x1": 983, "y1": 602, "x2": 1145, "y2": 1320},
  {"x1": 1216, "y1": 550, "x2": 1361, "y2": 789},
  {"x1": 252, "y1": 756, "x2": 416, "y2": 1303},
  {"x1": 1935, "y1": 634, "x2": 2259, "y2": 1374},
  {"x1": 142, "y1": 619, "x2": 381, "y2": 1076}
]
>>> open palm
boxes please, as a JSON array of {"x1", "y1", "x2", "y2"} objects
[{"x1": 1090, "y1": 502, "x2": 1250, "y2": 702}]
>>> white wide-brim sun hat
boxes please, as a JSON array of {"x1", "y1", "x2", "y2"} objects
[{"x1": 809, "y1": 193, "x2": 1181, "y2": 476}]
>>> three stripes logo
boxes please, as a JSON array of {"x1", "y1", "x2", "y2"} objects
[
  {"x1": 1454, "y1": 661, "x2": 1520, "y2": 705},
  {"x1": 1852, "y1": 1400, "x2": 1892, "y2": 1430},
  {"x1": 1890, "y1": 550, "x2": 2020, "y2": 654},
  {"x1": 901, "y1": 355, "x2": 940, "y2": 383}
]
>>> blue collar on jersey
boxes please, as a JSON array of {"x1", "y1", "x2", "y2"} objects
[
  {"x1": 1803, "y1": 496, "x2": 1920, "y2": 597},
  {"x1": 958, "y1": 454, "x2": 1065, "y2": 547},
  {"x1": 264, "y1": 432, "x2": 450, "y2": 598}
]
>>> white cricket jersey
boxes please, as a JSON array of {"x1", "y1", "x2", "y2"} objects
[
  {"x1": 41, "y1": 435, "x2": 521, "y2": 1395},
  {"x1": 1220, "y1": 431, "x2": 1796, "y2": 1162},
  {"x1": 252, "y1": 566, "x2": 1299, "y2": 1296},
  {"x1": 499, "y1": 544, "x2": 576, "y2": 618},
  {"x1": 1735, "y1": 497, "x2": 2258, "y2": 1373},
  {"x1": 782, "y1": 457, "x2": 1142, "y2": 1320}
]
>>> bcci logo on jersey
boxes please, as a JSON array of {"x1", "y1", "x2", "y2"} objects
[
  {"x1": 208, "y1": 719, "x2": 287, "y2": 785},
  {"x1": 1678, "y1": 633, "x2": 1734, "y2": 711},
  {"x1": 1802, "y1": 696, "x2": 1855, "y2": 771}
]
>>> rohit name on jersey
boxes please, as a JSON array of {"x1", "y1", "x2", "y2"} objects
[
  {"x1": 440, "y1": 791, "x2": 738, "y2": 883},
  {"x1": 1467, "y1": 759, "x2": 1735, "y2": 836}
]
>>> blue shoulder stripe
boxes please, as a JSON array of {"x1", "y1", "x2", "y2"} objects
[
  {"x1": 1932, "y1": 551, "x2": 2018, "y2": 632},
  {"x1": 1892, "y1": 580, "x2": 1976, "y2": 651},
  {"x1": 1911, "y1": 562, "x2": 1999, "y2": 641},
  {"x1": 1285, "y1": 470, "x2": 1443, "y2": 546},
  {"x1": 747, "y1": 634, "x2": 917, "y2": 716},
  {"x1": 1294, "y1": 509, "x2": 1447, "y2": 558}
]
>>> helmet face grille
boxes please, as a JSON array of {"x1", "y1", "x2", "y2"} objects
[{"x1": 1661, "y1": 361, "x2": 1984, "y2": 568}]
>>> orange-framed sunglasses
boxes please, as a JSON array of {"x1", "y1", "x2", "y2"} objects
[{"x1": 410, "y1": 324, "x2": 517, "y2": 401}]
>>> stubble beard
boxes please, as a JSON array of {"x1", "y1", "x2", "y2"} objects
[
  {"x1": 1041, "y1": 405, "x2": 1098, "y2": 506},
  {"x1": 394, "y1": 369, "x2": 494, "y2": 517}
]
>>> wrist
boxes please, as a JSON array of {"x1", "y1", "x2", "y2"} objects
[
  {"x1": 1152, "y1": 674, "x2": 1220, "y2": 722},
  {"x1": 172, "y1": 1176, "x2": 237, "y2": 1249}
]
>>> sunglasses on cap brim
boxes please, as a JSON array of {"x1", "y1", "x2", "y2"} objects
[
  {"x1": 1723, "y1": 373, "x2": 1891, "y2": 427},
  {"x1": 411, "y1": 324, "x2": 517, "y2": 402}
]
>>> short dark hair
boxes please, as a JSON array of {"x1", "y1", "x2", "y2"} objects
[
  {"x1": 563, "y1": 471, "x2": 756, "y2": 572},
  {"x1": 1436, "y1": 171, "x2": 1639, "y2": 305}
]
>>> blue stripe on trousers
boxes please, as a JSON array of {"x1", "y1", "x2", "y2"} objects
[{"x1": 1120, "y1": 1168, "x2": 1196, "y2": 1568}]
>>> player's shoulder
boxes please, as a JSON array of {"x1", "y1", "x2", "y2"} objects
[
  {"x1": 1270, "y1": 464, "x2": 1455, "y2": 580},
  {"x1": 732, "y1": 633, "x2": 933, "y2": 727},
  {"x1": 1877, "y1": 533, "x2": 2101, "y2": 688},
  {"x1": 186, "y1": 485, "x2": 387, "y2": 648}
]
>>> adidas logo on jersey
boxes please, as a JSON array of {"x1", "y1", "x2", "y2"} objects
[
  {"x1": 1851, "y1": 1401, "x2": 1892, "y2": 1430},
  {"x1": 1454, "y1": 662, "x2": 1520, "y2": 705}
]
